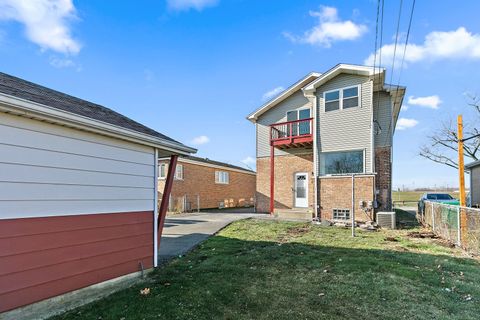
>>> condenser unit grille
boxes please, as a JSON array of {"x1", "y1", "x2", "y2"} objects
[{"x1": 377, "y1": 212, "x2": 396, "y2": 229}]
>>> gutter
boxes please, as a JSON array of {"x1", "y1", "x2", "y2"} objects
[{"x1": 0, "y1": 93, "x2": 197, "y2": 155}]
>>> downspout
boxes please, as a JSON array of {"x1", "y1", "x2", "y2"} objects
[
  {"x1": 312, "y1": 94, "x2": 319, "y2": 221},
  {"x1": 153, "y1": 149, "x2": 159, "y2": 267}
]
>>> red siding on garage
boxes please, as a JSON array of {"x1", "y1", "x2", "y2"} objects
[{"x1": 0, "y1": 211, "x2": 154, "y2": 313}]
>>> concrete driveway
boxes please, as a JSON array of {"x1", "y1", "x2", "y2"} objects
[{"x1": 158, "y1": 210, "x2": 267, "y2": 263}]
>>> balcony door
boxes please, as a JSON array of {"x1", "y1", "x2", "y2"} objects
[
  {"x1": 286, "y1": 109, "x2": 311, "y2": 136},
  {"x1": 294, "y1": 172, "x2": 308, "y2": 208}
]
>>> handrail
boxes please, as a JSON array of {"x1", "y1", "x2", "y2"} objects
[{"x1": 269, "y1": 117, "x2": 313, "y2": 127}]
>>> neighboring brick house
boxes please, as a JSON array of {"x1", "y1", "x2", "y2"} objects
[
  {"x1": 158, "y1": 156, "x2": 256, "y2": 211},
  {"x1": 466, "y1": 160, "x2": 480, "y2": 207},
  {"x1": 247, "y1": 64, "x2": 406, "y2": 221}
]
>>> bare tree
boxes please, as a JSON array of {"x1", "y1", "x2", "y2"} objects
[{"x1": 419, "y1": 96, "x2": 480, "y2": 169}]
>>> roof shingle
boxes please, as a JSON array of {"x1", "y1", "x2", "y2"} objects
[{"x1": 0, "y1": 72, "x2": 180, "y2": 143}]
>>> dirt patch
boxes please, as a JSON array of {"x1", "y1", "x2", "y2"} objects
[
  {"x1": 277, "y1": 225, "x2": 311, "y2": 243},
  {"x1": 384, "y1": 237, "x2": 399, "y2": 242},
  {"x1": 434, "y1": 239, "x2": 456, "y2": 249},
  {"x1": 287, "y1": 225, "x2": 311, "y2": 236},
  {"x1": 407, "y1": 231, "x2": 439, "y2": 239}
]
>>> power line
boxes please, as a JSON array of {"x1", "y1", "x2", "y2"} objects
[
  {"x1": 372, "y1": 0, "x2": 381, "y2": 75},
  {"x1": 390, "y1": 0, "x2": 416, "y2": 137},
  {"x1": 374, "y1": 0, "x2": 385, "y2": 135},
  {"x1": 389, "y1": 0, "x2": 404, "y2": 86},
  {"x1": 396, "y1": 0, "x2": 416, "y2": 88}
]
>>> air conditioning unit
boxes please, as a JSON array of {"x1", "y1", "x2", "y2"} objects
[{"x1": 377, "y1": 212, "x2": 396, "y2": 229}]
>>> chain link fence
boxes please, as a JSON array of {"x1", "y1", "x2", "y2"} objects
[{"x1": 420, "y1": 201, "x2": 480, "y2": 255}]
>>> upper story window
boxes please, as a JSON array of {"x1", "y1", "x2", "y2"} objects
[
  {"x1": 215, "y1": 171, "x2": 229, "y2": 184},
  {"x1": 325, "y1": 90, "x2": 340, "y2": 112},
  {"x1": 159, "y1": 163, "x2": 166, "y2": 179},
  {"x1": 175, "y1": 164, "x2": 184, "y2": 180},
  {"x1": 324, "y1": 85, "x2": 360, "y2": 112},
  {"x1": 286, "y1": 108, "x2": 311, "y2": 135},
  {"x1": 320, "y1": 150, "x2": 364, "y2": 175}
]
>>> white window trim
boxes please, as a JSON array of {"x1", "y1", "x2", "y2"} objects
[
  {"x1": 285, "y1": 107, "x2": 311, "y2": 120},
  {"x1": 175, "y1": 164, "x2": 184, "y2": 180},
  {"x1": 320, "y1": 149, "x2": 366, "y2": 176},
  {"x1": 323, "y1": 85, "x2": 361, "y2": 112},
  {"x1": 215, "y1": 171, "x2": 230, "y2": 184},
  {"x1": 159, "y1": 163, "x2": 167, "y2": 180}
]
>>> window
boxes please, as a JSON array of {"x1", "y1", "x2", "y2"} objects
[
  {"x1": 342, "y1": 87, "x2": 359, "y2": 109},
  {"x1": 333, "y1": 209, "x2": 350, "y2": 220},
  {"x1": 286, "y1": 108, "x2": 311, "y2": 135},
  {"x1": 159, "y1": 163, "x2": 166, "y2": 179},
  {"x1": 324, "y1": 86, "x2": 360, "y2": 112},
  {"x1": 175, "y1": 164, "x2": 184, "y2": 180},
  {"x1": 320, "y1": 150, "x2": 364, "y2": 175},
  {"x1": 325, "y1": 90, "x2": 340, "y2": 112},
  {"x1": 215, "y1": 171, "x2": 229, "y2": 184}
]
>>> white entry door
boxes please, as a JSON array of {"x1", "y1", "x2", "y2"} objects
[{"x1": 294, "y1": 172, "x2": 308, "y2": 208}]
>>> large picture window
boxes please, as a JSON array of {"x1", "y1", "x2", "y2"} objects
[
  {"x1": 320, "y1": 150, "x2": 364, "y2": 175},
  {"x1": 324, "y1": 85, "x2": 360, "y2": 112}
]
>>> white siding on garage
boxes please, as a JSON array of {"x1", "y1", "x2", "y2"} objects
[
  {"x1": 256, "y1": 90, "x2": 313, "y2": 158},
  {"x1": 373, "y1": 91, "x2": 393, "y2": 147},
  {"x1": 315, "y1": 74, "x2": 373, "y2": 173},
  {"x1": 0, "y1": 112, "x2": 155, "y2": 219}
]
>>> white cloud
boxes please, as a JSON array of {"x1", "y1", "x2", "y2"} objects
[
  {"x1": 167, "y1": 0, "x2": 218, "y2": 11},
  {"x1": 0, "y1": 0, "x2": 81, "y2": 55},
  {"x1": 284, "y1": 6, "x2": 367, "y2": 47},
  {"x1": 408, "y1": 95, "x2": 442, "y2": 109},
  {"x1": 241, "y1": 156, "x2": 256, "y2": 166},
  {"x1": 191, "y1": 135, "x2": 210, "y2": 145},
  {"x1": 396, "y1": 118, "x2": 419, "y2": 130},
  {"x1": 262, "y1": 86, "x2": 285, "y2": 101},
  {"x1": 364, "y1": 27, "x2": 480, "y2": 66},
  {"x1": 49, "y1": 56, "x2": 81, "y2": 71}
]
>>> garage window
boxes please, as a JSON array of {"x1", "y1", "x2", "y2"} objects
[{"x1": 215, "y1": 171, "x2": 229, "y2": 184}]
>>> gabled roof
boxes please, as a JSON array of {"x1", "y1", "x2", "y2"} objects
[
  {"x1": 466, "y1": 160, "x2": 480, "y2": 170},
  {"x1": 247, "y1": 72, "x2": 321, "y2": 122},
  {"x1": 160, "y1": 155, "x2": 256, "y2": 175},
  {"x1": 182, "y1": 155, "x2": 256, "y2": 174},
  {"x1": 302, "y1": 64, "x2": 381, "y2": 93},
  {"x1": 0, "y1": 72, "x2": 196, "y2": 154}
]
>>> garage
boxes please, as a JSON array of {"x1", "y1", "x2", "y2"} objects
[{"x1": 0, "y1": 72, "x2": 195, "y2": 313}]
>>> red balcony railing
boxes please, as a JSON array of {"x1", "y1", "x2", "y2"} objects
[{"x1": 270, "y1": 118, "x2": 313, "y2": 148}]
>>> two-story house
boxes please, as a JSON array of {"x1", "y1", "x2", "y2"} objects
[{"x1": 247, "y1": 64, "x2": 405, "y2": 221}]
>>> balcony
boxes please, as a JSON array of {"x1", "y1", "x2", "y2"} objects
[{"x1": 270, "y1": 118, "x2": 313, "y2": 149}]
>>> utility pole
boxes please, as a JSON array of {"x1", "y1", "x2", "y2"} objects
[
  {"x1": 457, "y1": 115, "x2": 467, "y2": 247},
  {"x1": 457, "y1": 115, "x2": 466, "y2": 206}
]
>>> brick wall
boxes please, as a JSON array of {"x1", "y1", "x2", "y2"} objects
[
  {"x1": 375, "y1": 146, "x2": 392, "y2": 211},
  {"x1": 318, "y1": 175, "x2": 375, "y2": 222},
  {"x1": 158, "y1": 160, "x2": 256, "y2": 211},
  {"x1": 256, "y1": 153, "x2": 314, "y2": 213}
]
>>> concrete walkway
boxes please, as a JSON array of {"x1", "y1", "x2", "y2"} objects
[{"x1": 158, "y1": 210, "x2": 267, "y2": 263}]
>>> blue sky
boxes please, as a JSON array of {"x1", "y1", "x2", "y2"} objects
[{"x1": 0, "y1": 0, "x2": 479, "y2": 189}]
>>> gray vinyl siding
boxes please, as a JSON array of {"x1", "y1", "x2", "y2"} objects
[
  {"x1": 0, "y1": 112, "x2": 155, "y2": 219},
  {"x1": 256, "y1": 90, "x2": 313, "y2": 158},
  {"x1": 316, "y1": 74, "x2": 373, "y2": 174},
  {"x1": 373, "y1": 91, "x2": 393, "y2": 147},
  {"x1": 472, "y1": 166, "x2": 480, "y2": 206}
]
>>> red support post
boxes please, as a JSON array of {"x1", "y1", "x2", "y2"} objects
[
  {"x1": 158, "y1": 155, "x2": 178, "y2": 240},
  {"x1": 270, "y1": 145, "x2": 274, "y2": 214}
]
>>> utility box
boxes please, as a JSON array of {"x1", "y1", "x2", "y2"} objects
[{"x1": 377, "y1": 212, "x2": 396, "y2": 229}]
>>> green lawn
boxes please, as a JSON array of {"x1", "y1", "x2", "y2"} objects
[{"x1": 53, "y1": 219, "x2": 480, "y2": 320}]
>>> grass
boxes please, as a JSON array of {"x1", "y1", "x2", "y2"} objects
[{"x1": 53, "y1": 219, "x2": 480, "y2": 320}]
